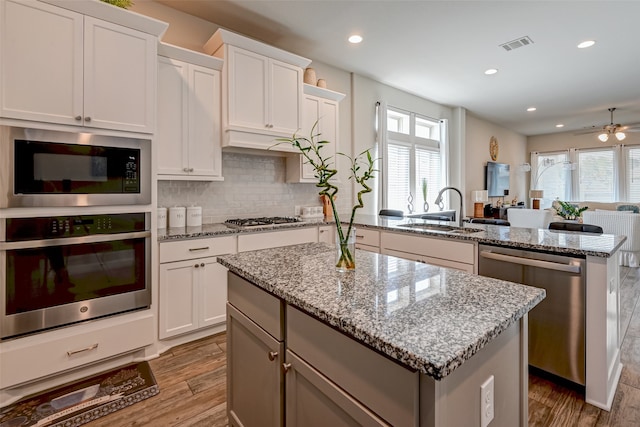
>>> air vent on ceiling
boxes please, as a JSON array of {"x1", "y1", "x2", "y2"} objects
[{"x1": 500, "y1": 36, "x2": 534, "y2": 52}]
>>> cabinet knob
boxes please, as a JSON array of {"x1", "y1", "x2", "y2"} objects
[
  {"x1": 200, "y1": 263, "x2": 205, "y2": 267},
  {"x1": 75, "y1": 115, "x2": 82, "y2": 121},
  {"x1": 183, "y1": 168, "x2": 190, "y2": 172},
  {"x1": 268, "y1": 351, "x2": 278, "y2": 361},
  {"x1": 282, "y1": 362, "x2": 292, "y2": 373},
  {"x1": 84, "y1": 116, "x2": 91, "y2": 122},
  {"x1": 189, "y1": 168, "x2": 194, "y2": 172},
  {"x1": 194, "y1": 264, "x2": 199, "y2": 268}
]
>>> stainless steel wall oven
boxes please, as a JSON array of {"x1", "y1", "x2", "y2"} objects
[{"x1": 0, "y1": 212, "x2": 151, "y2": 340}]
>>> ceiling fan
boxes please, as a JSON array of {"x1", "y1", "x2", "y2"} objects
[{"x1": 575, "y1": 108, "x2": 640, "y2": 142}]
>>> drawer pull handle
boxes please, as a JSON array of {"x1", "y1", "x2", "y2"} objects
[
  {"x1": 356, "y1": 235, "x2": 364, "y2": 239},
  {"x1": 188, "y1": 247, "x2": 210, "y2": 252},
  {"x1": 282, "y1": 362, "x2": 292, "y2": 373},
  {"x1": 67, "y1": 343, "x2": 98, "y2": 356},
  {"x1": 268, "y1": 351, "x2": 278, "y2": 361}
]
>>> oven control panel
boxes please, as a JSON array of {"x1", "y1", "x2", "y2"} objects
[{"x1": 6, "y1": 213, "x2": 147, "y2": 241}]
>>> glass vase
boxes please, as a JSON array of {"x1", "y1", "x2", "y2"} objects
[{"x1": 335, "y1": 227, "x2": 356, "y2": 272}]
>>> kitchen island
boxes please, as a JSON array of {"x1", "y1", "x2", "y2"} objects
[{"x1": 218, "y1": 243, "x2": 545, "y2": 426}]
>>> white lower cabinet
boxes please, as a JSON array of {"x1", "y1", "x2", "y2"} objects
[
  {"x1": 159, "y1": 236, "x2": 236, "y2": 339},
  {"x1": 355, "y1": 228, "x2": 380, "y2": 253},
  {"x1": 318, "y1": 225, "x2": 335, "y2": 244},
  {"x1": 0, "y1": 312, "x2": 154, "y2": 389},
  {"x1": 380, "y1": 231, "x2": 477, "y2": 273}
]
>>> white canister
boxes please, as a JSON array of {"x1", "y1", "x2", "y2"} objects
[
  {"x1": 169, "y1": 206, "x2": 186, "y2": 228},
  {"x1": 157, "y1": 207, "x2": 167, "y2": 229},
  {"x1": 187, "y1": 206, "x2": 202, "y2": 227}
]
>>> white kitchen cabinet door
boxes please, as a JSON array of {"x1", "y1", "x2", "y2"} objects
[
  {"x1": 0, "y1": 0, "x2": 83, "y2": 125},
  {"x1": 269, "y1": 58, "x2": 303, "y2": 135},
  {"x1": 157, "y1": 56, "x2": 189, "y2": 176},
  {"x1": 227, "y1": 45, "x2": 269, "y2": 131},
  {"x1": 0, "y1": 1, "x2": 156, "y2": 133},
  {"x1": 318, "y1": 226, "x2": 335, "y2": 244},
  {"x1": 159, "y1": 259, "x2": 199, "y2": 339},
  {"x1": 83, "y1": 17, "x2": 156, "y2": 133},
  {"x1": 286, "y1": 88, "x2": 342, "y2": 183},
  {"x1": 200, "y1": 258, "x2": 228, "y2": 328},
  {"x1": 157, "y1": 57, "x2": 222, "y2": 180},
  {"x1": 188, "y1": 65, "x2": 222, "y2": 177},
  {"x1": 159, "y1": 257, "x2": 228, "y2": 338}
]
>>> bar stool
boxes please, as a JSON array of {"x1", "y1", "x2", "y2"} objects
[{"x1": 548, "y1": 222, "x2": 603, "y2": 234}]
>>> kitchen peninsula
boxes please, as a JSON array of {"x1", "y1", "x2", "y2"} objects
[
  {"x1": 218, "y1": 243, "x2": 545, "y2": 426},
  {"x1": 161, "y1": 214, "x2": 625, "y2": 411}
]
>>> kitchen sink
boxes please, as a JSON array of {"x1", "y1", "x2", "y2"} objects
[{"x1": 396, "y1": 223, "x2": 483, "y2": 234}]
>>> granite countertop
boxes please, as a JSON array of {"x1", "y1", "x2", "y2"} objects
[
  {"x1": 218, "y1": 242, "x2": 546, "y2": 380},
  {"x1": 159, "y1": 214, "x2": 625, "y2": 258},
  {"x1": 351, "y1": 214, "x2": 627, "y2": 258}
]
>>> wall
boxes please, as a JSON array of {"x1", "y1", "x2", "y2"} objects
[{"x1": 465, "y1": 114, "x2": 528, "y2": 214}]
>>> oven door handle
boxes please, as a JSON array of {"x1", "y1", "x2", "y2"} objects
[{"x1": 0, "y1": 230, "x2": 151, "y2": 250}]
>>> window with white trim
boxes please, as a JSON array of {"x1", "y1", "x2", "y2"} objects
[
  {"x1": 531, "y1": 145, "x2": 640, "y2": 205},
  {"x1": 383, "y1": 107, "x2": 446, "y2": 213}
]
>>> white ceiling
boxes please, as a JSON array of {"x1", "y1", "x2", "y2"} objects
[{"x1": 155, "y1": 0, "x2": 640, "y2": 136}]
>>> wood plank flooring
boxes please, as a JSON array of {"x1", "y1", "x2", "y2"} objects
[{"x1": 88, "y1": 267, "x2": 640, "y2": 426}]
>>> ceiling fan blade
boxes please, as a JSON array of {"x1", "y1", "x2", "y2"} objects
[{"x1": 574, "y1": 128, "x2": 602, "y2": 135}]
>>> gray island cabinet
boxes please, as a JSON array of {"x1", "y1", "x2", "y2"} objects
[{"x1": 218, "y1": 243, "x2": 545, "y2": 427}]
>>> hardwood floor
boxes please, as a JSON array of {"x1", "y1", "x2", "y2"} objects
[{"x1": 88, "y1": 267, "x2": 640, "y2": 426}]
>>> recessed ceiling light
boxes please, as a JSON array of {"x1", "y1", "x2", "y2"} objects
[
  {"x1": 527, "y1": 107, "x2": 537, "y2": 112},
  {"x1": 577, "y1": 40, "x2": 596, "y2": 49},
  {"x1": 484, "y1": 68, "x2": 498, "y2": 75},
  {"x1": 556, "y1": 124, "x2": 565, "y2": 128},
  {"x1": 348, "y1": 35, "x2": 363, "y2": 44}
]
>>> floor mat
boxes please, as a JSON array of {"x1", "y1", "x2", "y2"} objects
[{"x1": 0, "y1": 361, "x2": 158, "y2": 427}]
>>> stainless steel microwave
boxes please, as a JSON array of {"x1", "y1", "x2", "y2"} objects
[{"x1": 0, "y1": 127, "x2": 151, "y2": 208}]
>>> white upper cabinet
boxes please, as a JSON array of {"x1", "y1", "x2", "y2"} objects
[
  {"x1": 0, "y1": 0, "x2": 163, "y2": 134},
  {"x1": 286, "y1": 84, "x2": 345, "y2": 183},
  {"x1": 205, "y1": 28, "x2": 311, "y2": 152},
  {"x1": 157, "y1": 43, "x2": 223, "y2": 180}
]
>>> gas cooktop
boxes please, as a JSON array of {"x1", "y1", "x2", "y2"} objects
[{"x1": 224, "y1": 216, "x2": 302, "y2": 228}]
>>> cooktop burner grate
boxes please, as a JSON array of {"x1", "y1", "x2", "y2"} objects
[{"x1": 224, "y1": 216, "x2": 302, "y2": 228}]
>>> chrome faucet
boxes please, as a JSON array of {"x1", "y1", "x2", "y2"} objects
[{"x1": 434, "y1": 186, "x2": 464, "y2": 227}]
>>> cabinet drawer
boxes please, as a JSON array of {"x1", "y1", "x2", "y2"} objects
[
  {"x1": 354, "y1": 228, "x2": 380, "y2": 248},
  {"x1": 228, "y1": 273, "x2": 284, "y2": 340},
  {"x1": 0, "y1": 313, "x2": 154, "y2": 389},
  {"x1": 382, "y1": 248, "x2": 474, "y2": 273},
  {"x1": 381, "y1": 231, "x2": 475, "y2": 265},
  {"x1": 160, "y1": 235, "x2": 237, "y2": 263},
  {"x1": 287, "y1": 306, "x2": 418, "y2": 426},
  {"x1": 238, "y1": 227, "x2": 317, "y2": 252}
]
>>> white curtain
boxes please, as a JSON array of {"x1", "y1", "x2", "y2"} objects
[{"x1": 376, "y1": 101, "x2": 388, "y2": 211}]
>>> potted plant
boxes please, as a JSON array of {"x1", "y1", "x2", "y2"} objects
[
  {"x1": 552, "y1": 200, "x2": 588, "y2": 221},
  {"x1": 275, "y1": 123, "x2": 376, "y2": 271}
]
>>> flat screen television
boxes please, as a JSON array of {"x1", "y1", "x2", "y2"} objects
[{"x1": 485, "y1": 162, "x2": 510, "y2": 197}]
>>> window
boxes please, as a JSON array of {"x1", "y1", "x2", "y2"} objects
[
  {"x1": 577, "y1": 149, "x2": 615, "y2": 202},
  {"x1": 383, "y1": 107, "x2": 446, "y2": 213},
  {"x1": 531, "y1": 145, "x2": 640, "y2": 204},
  {"x1": 532, "y1": 152, "x2": 571, "y2": 208}
]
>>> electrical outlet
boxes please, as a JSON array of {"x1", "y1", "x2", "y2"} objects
[{"x1": 480, "y1": 375, "x2": 494, "y2": 427}]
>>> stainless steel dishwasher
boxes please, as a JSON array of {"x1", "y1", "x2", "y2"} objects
[{"x1": 478, "y1": 244, "x2": 586, "y2": 385}]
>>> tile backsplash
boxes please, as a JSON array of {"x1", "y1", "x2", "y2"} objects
[{"x1": 158, "y1": 152, "x2": 350, "y2": 224}]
